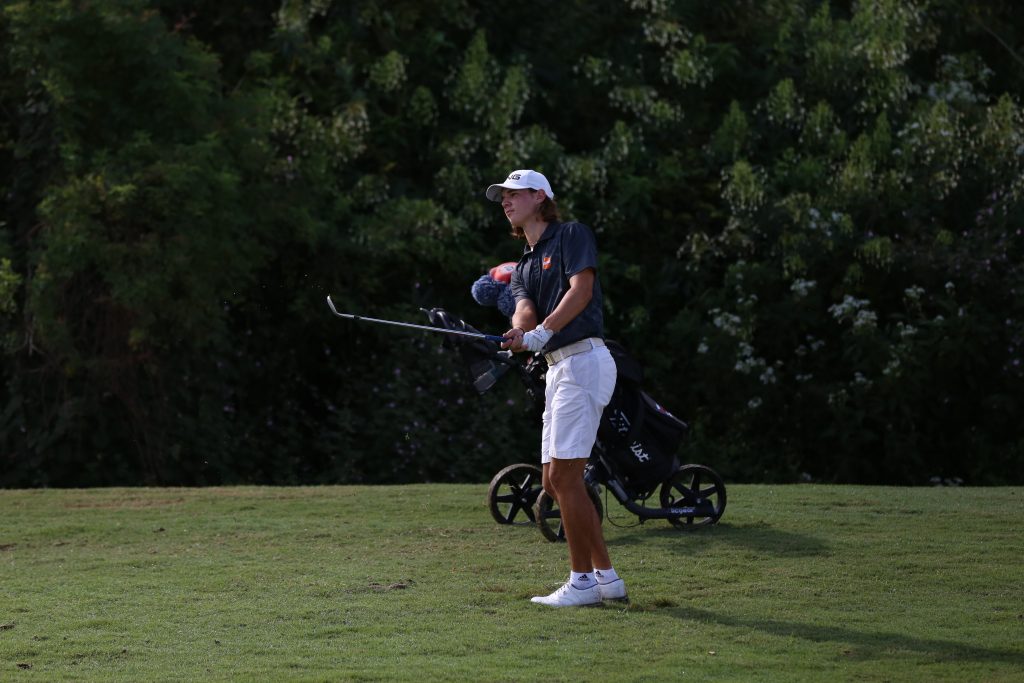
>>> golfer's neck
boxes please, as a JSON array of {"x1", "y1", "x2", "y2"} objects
[{"x1": 523, "y1": 220, "x2": 550, "y2": 249}]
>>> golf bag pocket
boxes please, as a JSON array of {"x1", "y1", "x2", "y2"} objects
[{"x1": 600, "y1": 385, "x2": 686, "y2": 489}]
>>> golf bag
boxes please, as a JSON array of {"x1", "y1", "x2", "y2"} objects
[
  {"x1": 598, "y1": 342, "x2": 687, "y2": 491},
  {"x1": 424, "y1": 308, "x2": 512, "y2": 394}
]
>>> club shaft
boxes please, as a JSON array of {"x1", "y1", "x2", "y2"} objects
[{"x1": 326, "y1": 296, "x2": 506, "y2": 343}]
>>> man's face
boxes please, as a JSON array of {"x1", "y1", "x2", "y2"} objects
[{"x1": 501, "y1": 188, "x2": 544, "y2": 227}]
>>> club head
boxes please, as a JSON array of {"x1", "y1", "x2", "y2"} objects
[{"x1": 326, "y1": 295, "x2": 341, "y2": 316}]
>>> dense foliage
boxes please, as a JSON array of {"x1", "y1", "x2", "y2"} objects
[{"x1": 2, "y1": 0, "x2": 1022, "y2": 486}]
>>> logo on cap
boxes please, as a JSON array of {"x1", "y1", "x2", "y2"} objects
[{"x1": 509, "y1": 173, "x2": 521, "y2": 180}]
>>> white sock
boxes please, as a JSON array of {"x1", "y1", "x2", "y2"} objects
[
  {"x1": 570, "y1": 571, "x2": 595, "y2": 589},
  {"x1": 594, "y1": 567, "x2": 619, "y2": 584}
]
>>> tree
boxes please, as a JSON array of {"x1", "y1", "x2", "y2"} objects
[{"x1": 1, "y1": 0, "x2": 1021, "y2": 486}]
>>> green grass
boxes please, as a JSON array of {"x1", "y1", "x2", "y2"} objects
[{"x1": 1, "y1": 484, "x2": 1022, "y2": 682}]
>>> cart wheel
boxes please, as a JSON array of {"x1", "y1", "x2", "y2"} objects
[
  {"x1": 487, "y1": 463, "x2": 544, "y2": 525},
  {"x1": 660, "y1": 464, "x2": 727, "y2": 528},
  {"x1": 534, "y1": 485, "x2": 604, "y2": 543}
]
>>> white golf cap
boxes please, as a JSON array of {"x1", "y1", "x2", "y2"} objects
[{"x1": 485, "y1": 169, "x2": 555, "y2": 202}]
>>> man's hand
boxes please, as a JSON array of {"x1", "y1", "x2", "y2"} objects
[
  {"x1": 520, "y1": 324, "x2": 553, "y2": 353},
  {"x1": 501, "y1": 327, "x2": 525, "y2": 351}
]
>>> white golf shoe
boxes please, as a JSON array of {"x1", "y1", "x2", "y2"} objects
[
  {"x1": 597, "y1": 578, "x2": 629, "y2": 603},
  {"x1": 530, "y1": 581, "x2": 602, "y2": 608}
]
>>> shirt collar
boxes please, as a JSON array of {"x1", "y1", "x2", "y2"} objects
[{"x1": 522, "y1": 221, "x2": 559, "y2": 254}]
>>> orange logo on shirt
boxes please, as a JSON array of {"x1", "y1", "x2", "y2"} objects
[{"x1": 543, "y1": 256, "x2": 552, "y2": 270}]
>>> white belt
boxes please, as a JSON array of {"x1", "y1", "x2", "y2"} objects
[{"x1": 544, "y1": 337, "x2": 605, "y2": 366}]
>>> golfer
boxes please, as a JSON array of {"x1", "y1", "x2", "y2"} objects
[{"x1": 487, "y1": 169, "x2": 628, "y2": 607}]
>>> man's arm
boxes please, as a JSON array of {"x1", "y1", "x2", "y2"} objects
[
  {"x1": 506, "y1": 269, "x2": 595, "y2": 353},
  {"x1": 540, "y1": 268, "x2": 594, "y2": 333},
  {"x1": 502, "y1": 298, "x2": 539, "y2": 351},
  {"x1": 511, "y1": 298, "x2": 539, "y2": 333}
]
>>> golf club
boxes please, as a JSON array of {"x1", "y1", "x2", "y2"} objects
[{"x1": 326, "y1": 295, "x2": 508, "y2": 344}]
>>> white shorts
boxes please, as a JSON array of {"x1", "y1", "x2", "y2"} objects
[{"x1": 541, "y1": 344, "x2": 617, "y2": 464}]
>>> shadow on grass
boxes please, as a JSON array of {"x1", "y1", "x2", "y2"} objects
[
  {"x1": 607, "y1": 521, "x2": 830, "y2": 558},
  {"x1": 665, "y1": 606, "x2": 1024, "y2": 664}
]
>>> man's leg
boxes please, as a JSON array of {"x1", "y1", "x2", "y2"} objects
[
  {"x1": 547, "y1": 457, "x2": 610, "y2": 572},
  {"x1": 531, "y1": 349, "x2": 623, "y2": 607},
  {"x1": 529, "y1": 457, "x2": 605, "y2": 607}
]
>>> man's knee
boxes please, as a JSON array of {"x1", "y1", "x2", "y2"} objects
[{"x1": 547, "y1": 458, "x2": 586, "y2": 493}]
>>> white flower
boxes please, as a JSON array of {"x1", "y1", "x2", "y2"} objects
[
  {"x1": 904, "y1": 285, "x2": 925, "y2": 300},
  {"x1": 734, "y1": 345, "x2": 765, "y2": 374},
  {"x1": 828, "y1": 295, "x2": 870, "y2": 320},
  {"x1": 791, "y1": 279, "x2": 817, "y2": 298},
  {"x1": 711, "y1": 308, "x2": 744, "y2": 336},
  {"x1": 853, "y1": 372, "x2": 871, "y2": 386},
  {"x1": 829, "y1": 296, "x2": 877, "y2": 331},
  {"x1": 897, "y1": 323, "x2": 917, "y2": 338},
  {"x1": 853, "y1": 309, "x2": 878, "y2": 330}
]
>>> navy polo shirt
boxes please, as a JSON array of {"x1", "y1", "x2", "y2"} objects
[{"x1": 509, "y1": 221, "x2": 604, "y2": 353}]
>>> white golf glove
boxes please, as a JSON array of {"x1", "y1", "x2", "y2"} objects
[{"x1": 520, "y1": 325, "x2": 553, "y2": 353}]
